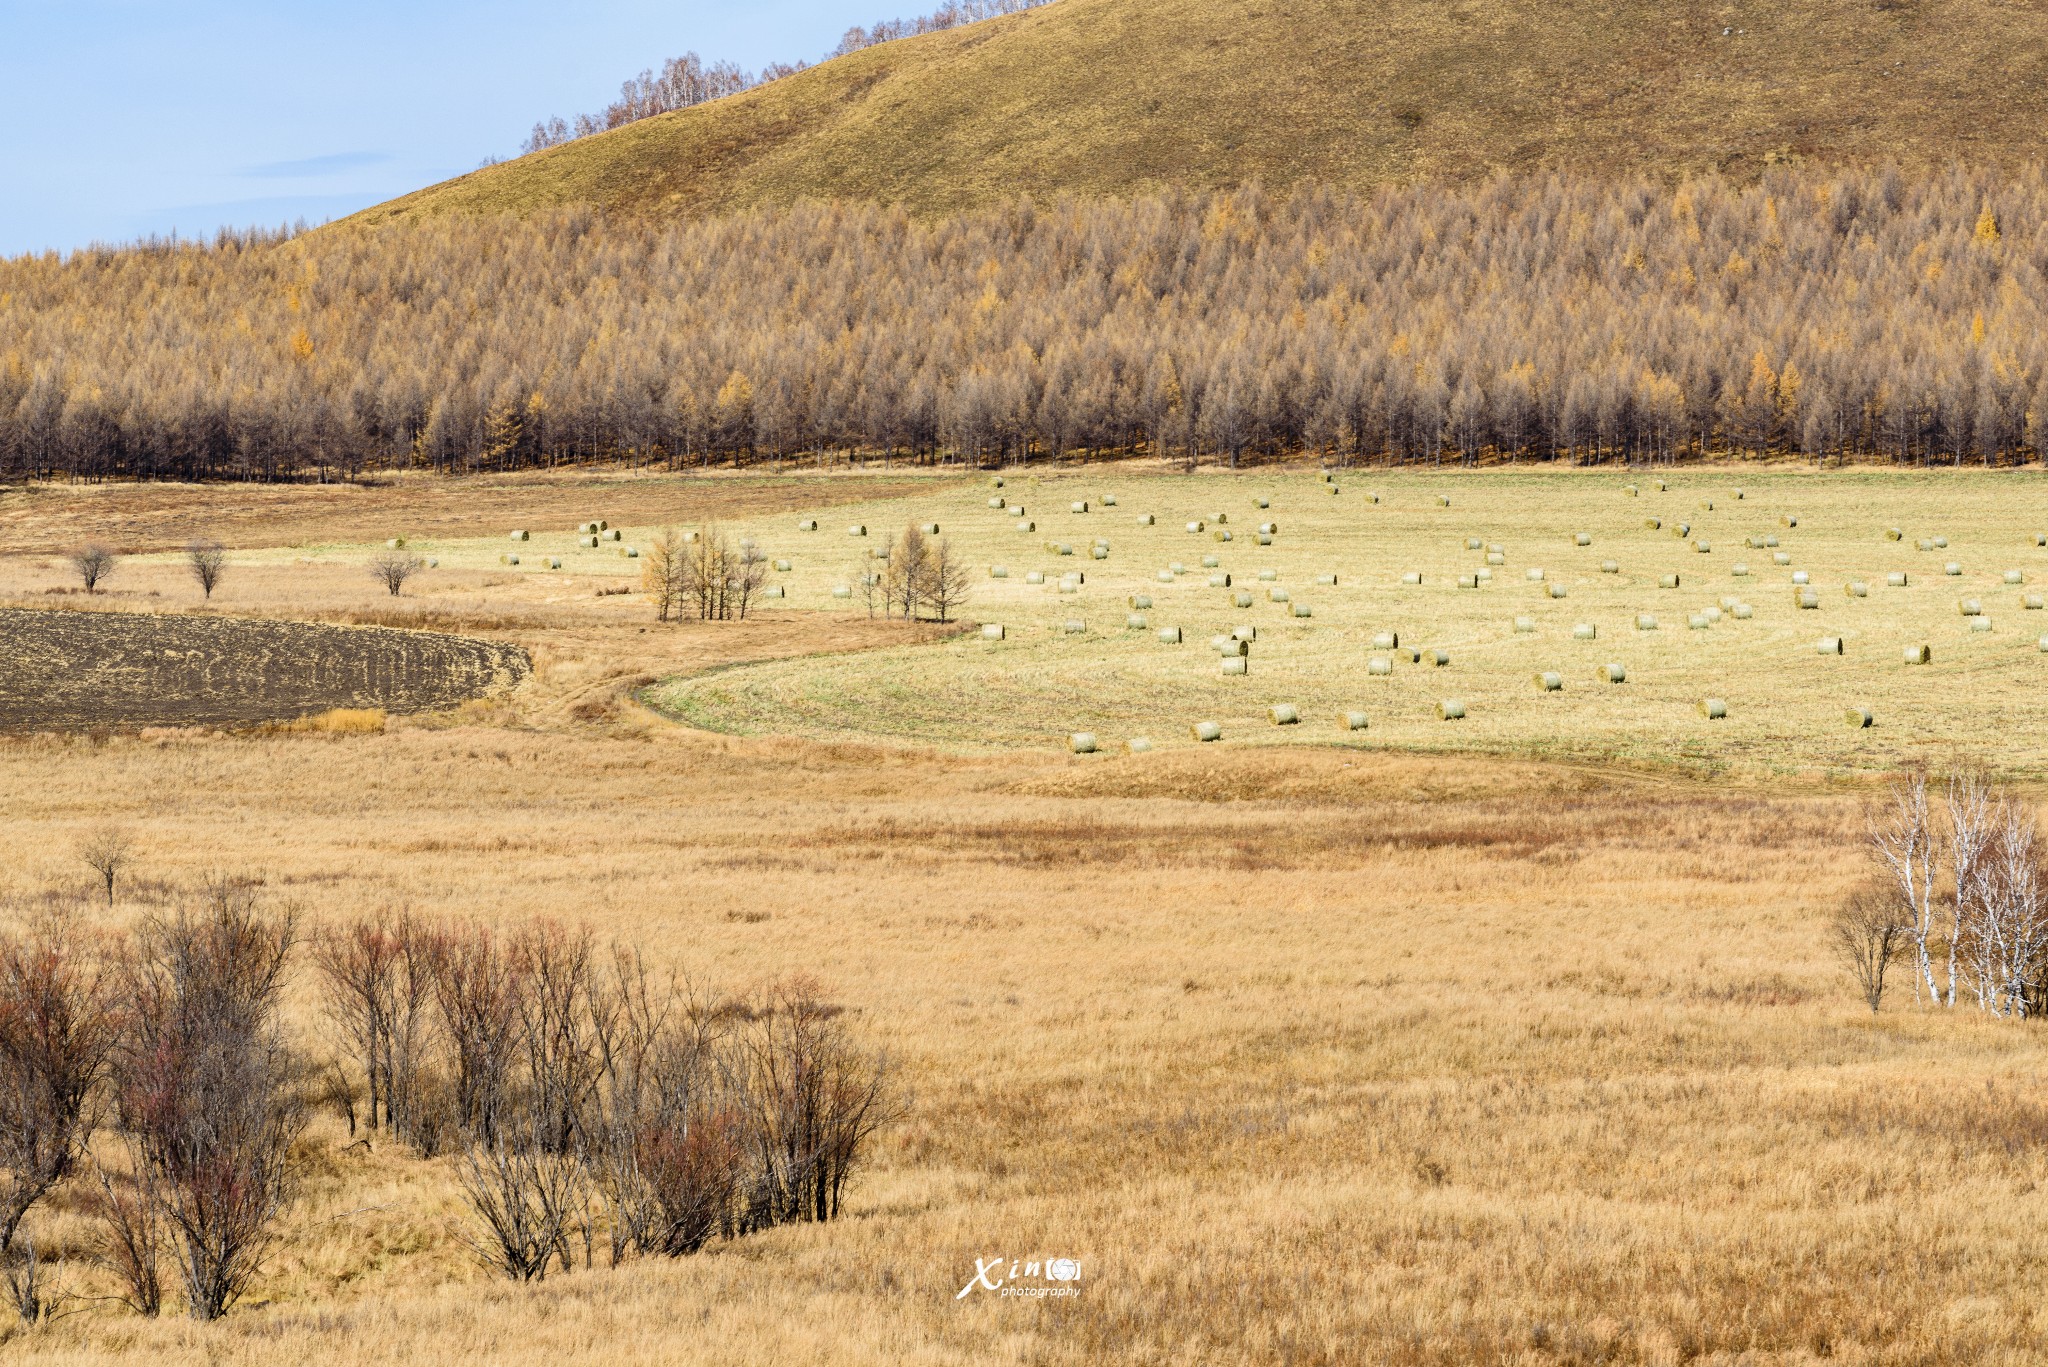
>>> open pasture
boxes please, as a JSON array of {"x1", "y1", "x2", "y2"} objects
[{"x1": 638, "y1": 469, "x2": 2048, "y2": 777}]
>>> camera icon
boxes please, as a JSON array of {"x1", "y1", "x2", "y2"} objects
[{"x1": 1045, "y1": 1258, "x2": 1081, "y2": 1283}]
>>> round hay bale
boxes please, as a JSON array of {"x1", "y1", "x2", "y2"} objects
[
  {"x1": 1211, "y1": 512, "x2": 1230, "y2": 525},
  {"x1": 1637, "y1": 614, "x2": 1659, "y2": 631},
  {"x1": 1699, "y1": 698, "x2": 1728, "y2": 719},
  {"x1": 2040, "y1": 635, "x2": 2048, "y2": 651},
  {"x1": 1342, "y1": 710, "x2": 1369, "y2": 731},
  {"x1": 761, "y1": 585, "x2": 784, "y2": 599},
  {"x1": 1269, "y1": 704, "x2": 1300, "y2": 726},
  {"x1": 1437, "y1": 699, "x2": 1466, "y2": 720},
  {"x1": 1202, "y1": 555, "x2": 1221, "y2": 568},
  {"x1": 1368, "y1": 492, "x2": 1383, "y2": 503},
  {"x1": 1234, "y1": 591, "x2": 1254, "y2": 607},
  {"x1": 1782, "y1": 515, "x2": 1799, "y2": 528},
  {"x1": 1063, "y1": 619, "x2": 1087, "y2": 634},
  {"x1": 1886, "y1": 527, "x2": 1904, "y2": 541},
  {"x1": 1402, "y1": 647, "x2": 1423, "y2": 663},
  {"x1": 1328, "y1": 485, "x2": 1342, "y2": 496},
  {"x1": 1293, "y1": 603, "x2": 1313, "y2": 618},
  {"x1": 1946, "y1": 563, "x2": 1964, "y2": 576},
  {"x1": 1220, "y1": 657, "x2": 1249, "y2": 676},
  {"x1": 1765, "y1": 535, "x2": 1780, "y2": 548},
  {"x1": 1733, "y1": 603, "x2": 1754, "y2": 619},
  {"x1": 1436, "y1": 495, "x2": 1451, "y2": 507},
  {"x1": 1477, "y1": 568, "x2": 1493, "y2": 581},
  {"x1": 799, "y1": 519, "x2": 818, "y2": 531},
  {"x1": 1655, "y1": 480, "x2": 1668, "y2": 491},
  {"x1": 1070, "y1": 733, "x2": 1099, "y2": 754},
  {"x1": 1534, "y1": 671, "x2": 1563, "y2": 692},
  {"x1": 1186, "y1": 521, "x2": 1205, "y2": 534},
  {"x1": 1573, "y1": 623, "x2": 1597, "y2": 640},
  {"x1": 1156, "y1": 570, "x2": 1175, "y2": 583},
  {"x1": 1904, "y1": 644, "x2": 1932, "y2": 663},
  {"x1": 1818, "y1": 636, "x2": 1843, "y2": 654},
  {"x1": 1258, "y1": 533, "x2": 1274, "y2": 546},
  {"x1": 1958, "y1": 598, "x2": 1983, "y2": 616},
  {"x1": 774, "y1": 559, "x2": 793, "y2": 572},
  {"x1": 1170, "y1": 562, "x2": 1187, "y2": 574},
  {"x1": 989, "y1": 497, "x2": 1007, "y2": 509},
  {"x1": 1458, "y1": 574, "x2": 1479, "y2": 590},
  {"x1": 1736, "y1": 489, "x2": 1746, "y2": 500},
  {"x1": 510, "y1": 530, "x2": 529, "y2": 542},
  {"x1": 1689, "y1": 614, "x2": 1711, "y2": 630},
  {"x1": 1674, "y1": 522, "x2": 1692, "y2": 538},
  {"x1": 1372, "y1": 631, "x2": 1399, "y2": 648},
  {"x1": 832, "y1": 584, "x2": 852, "y2": 598},
  {"x1": 1602, "y1": 662, "x2": 1627, "y2": 683},
  {"x1": 981, "y1": 624, "x2": 1006, "y2": 640},
  {"x1": 1772, "y1": 552, "x2": 1792, "y2": 566},
  {"x1": 1575, "y1": 532, "x2": 1592, "y2": 547},
  {"x1": 1695, "y1": 541, "x2": 1712, "y2": 554},
  {"x1": 1057, "y1": 543, "x2": 1075, "y2": 557},
  {"x1": 1645, "y1": 518, "x2": 1663, "y2": 530},
  {"x1": 1487, "y1": 552, "x2": 1506, "y2": 567},
  {"x1": 1626, "y1": 484, "x2": 1639, "y2": 496},
  {"x1": 547, "y1": 558, "x2": 562, "y2": 569},
  {"x1": 1130, "y1": 593, "x2": 1153, "y2": 609},
  {"x1": 1402, "y1": 572, "x2": 1423, "y2": 585},
  {"x1": 1700, "y1": 500, "x2": 1714, "y2": 511},
  {"x1": 1092, "y1": 546, "x2": 1110, "y2": 560},
  {"x1": 1070, "y1": 502, "x2": 1089, "y2": 514},
  {"x1": 1846, "y1": 581, "x2": 1869, "y2": 597},
  {"x1": 1970, "y1": 617, "x2": 1994, "y2": 632},
  {"x1": 1526, "y1": 567, "x2": 1546, "y2": 581},
  {"x1": 1368, "y1": 657, "x2": 1393, "y2": 676},
  {"x1": 1027, "y1": 571, "x2": 1046, "y2": 585},
  {"x1": 991, "y1": 565, "x2": 1010, "y2": 579},
  {"x1": 1846, "y1": 706, "x2": 1874, "y2": 729},
  {"x1": 1428, "y1": 649, "x2": 1450, "y2": 667},
  {"x1": 1733, "y1": 563, "x2": 1750, "y2": 576},
  {"x1": 1259, "y1": 522, "x2": 1279, "y2": 535},
  {"x1": 1917, "y1": 538, "x2": 1936, "y2": 552},
  {"x1": 1257, "y1": 568, "x2": 1278, "y2": 582},
  {"x1": 1514, "y1": 616, "x2": 1536, "y2": 633},
  {"x1": 1322, "y1": 471, "x2": 1335, "y2": 483},
  {"x1": 1934, "y1": 536, "x2": 1950, "y2": 548},
  {"x1": 1103, "y1": 495, "x2": 1118, "y2": 507},
  {"x1": 1888, "y1": 571, "x2": 1909, "y2": 587},
  {"x1": 2006, "y1": 570, "x2": 2026, "y2": 585},
  {"x1": 502, "y1": 553, "x2": 520, "y2": 565},
  {"x1": 848, "y1": 525, "x2": 868, "y2": 537},
  {"x1": 1157, "y1": 626, "x2": 1183, "y2": 643},
  {"x1": 1795, "y1": 587, "x2": 1820, "y2": 609},
  {"x1": 992, "y1": 477, "x2": 1005, "y2": 487},
  {"x1": 1126, "y1": 613, "x2": 1149, "y2": 630},
  {"x1": 1016, "y1": 520, "x2": 1037, "y2": 532},
  {"x1": 1549, "y1": 584, "x2": 1569, "y2": 599},
  {"x1": 1315, "y1": 573, "x2": 1338, "y2": 586},
  {"x1": 1269, "y1": 588, "x2": 1290, "y2": 603},
  {"x1": 1791, "y1": 570, "x2": 1810, "y2": 585},
  {"x1": 1467, "y1": 537, "x2": 1484, "y2": 550},
  {"x1": 1659, "y1": 574, "x2": 1680, "y2": 589},
  {"x1": 2026, "y1": 594, "x2": 2045, "y2": 610},
  {"x1": 1601, "y1": 560, "x2": 1620, "y2": 574},
  {"x1": 1138, "y1": 514, "x2": 1155, "y2": 526},
  {"x1": 579, "y1": 535, "x2": 599, "y2": 548},
  {"x1": 1126, "y1": 736, "x2": 1151, "y2": 753},
  {"x1": 1256, "y1": 497, "x2": 1271, "y2": 509},
  {"x1": 603, "y1": 528, "x2": 623, "y2": 542}
]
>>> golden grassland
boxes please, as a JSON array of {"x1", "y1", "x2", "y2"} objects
[
  {"x1": 4, "y1": 467, "x2": 2048, "y2": 1363},
  {"x1": 347, "y1": 0, "x2": 2048, "y2": 227}
]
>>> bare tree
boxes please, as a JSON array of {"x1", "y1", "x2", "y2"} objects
[
  {"x1": 1832, "y1": 881, "x2": 1909, "y2": 1014},
  {"x1": 1944, "y1": 768, "x2": 1997, "y2": 1010},
  {"x1": 88, "y1": 1150, "x2": 163, "y2": 1317},
  {"x1": 70, "y1": 545, "x2": 116, "y2": 595},
  {"x1": 457, "y1": 1138, "x2": 589, "y2": 1282},
  {"x1": 1963, "y1": 798, "x2": 2048, "y2": 1017},
  {"x1": 683, "y1": 529, "x2": 731, "y2": 621},
  {"x1": 368, "y1": 550, "x2": 425, "y2": 597},
  {"x1": 924, "y1": 536, "x2": 971, "y2": 624},
  {"x1": 78, "y1": 828, "x2": 133, "y2": 907},
  {"x1": 1867, "y1": 770, "x2": 1941, "y2": 1004},
  {"x1": 510, "y1": 923, "x2": 608, "y2": 1156},
  {"x1": 111, "y1": 878, "x2": 306, "y2": 1321},
  {"x1": 313, "y1": 911, "x2": 437, "y2": 1149},
  {"x1": 425, "y1": 924, "x2": 523, "y2": 1144},
  {"x1": 731, "y1": 542, "x2": 768, "y2": 620},
  {"x1": 0, "y1": 911, "x2": 117, "y2": 1322},
  {"x1": 642, "y1": 527, "x2": 689, "y2": 623},
  {"x1": 184, "y1": 541, "x2": 227, "y2": 600},
  {"x1": 885, "y1": 526, "x2": 928, "y2": 620}
]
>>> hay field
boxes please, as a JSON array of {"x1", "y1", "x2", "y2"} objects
[
  {"x1": 641, "y1": 469, "x2": 2048, "y2": 778},
  {"x1": 3, "y1": 468, "x2": 2048, "y2": 1364}
]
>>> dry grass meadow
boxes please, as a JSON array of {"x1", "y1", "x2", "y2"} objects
[{"x1": 4, "y1": 465, "x2": 2048, "y2": 1364}]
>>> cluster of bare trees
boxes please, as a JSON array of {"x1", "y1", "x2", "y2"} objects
[
  {"x1": 642, "y1": 526, "x2": 767, "y2": 622},
  {"x1": 0, "y1": 879, "x2": 303, "y2": 1324},
  {"x1": 856, "y1": 525, "x2": 970, "y2": 622},
  {"x1": 14, "y1": 170, "x2": 2048, "y2": 482},
  {"x1": 311, "y1": 915, "x2": 895, "y2": 1282},
  {"x1": 520, "y1": 1, "x2": 1053, "y2": 154},
  {"x1": 1841, "y1": 767, "x2": 2048, "y2": 1016}
]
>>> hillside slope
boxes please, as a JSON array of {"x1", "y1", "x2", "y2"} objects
[{"x1": 298, "y1": 0, "x2": 2048, "y2": 225}]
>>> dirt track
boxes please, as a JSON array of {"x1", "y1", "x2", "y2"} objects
[{"x1": 0, "y1": 608, "x2": 530, "y2": 731}]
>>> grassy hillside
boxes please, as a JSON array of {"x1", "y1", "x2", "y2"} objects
[{"x1": 351, "y1": 0, "x2": 2048, "y2": 226}]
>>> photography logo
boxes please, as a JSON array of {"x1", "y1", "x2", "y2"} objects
[{"x1": 956, "y1": 1256, "x2": 1082, "y2": 1299}]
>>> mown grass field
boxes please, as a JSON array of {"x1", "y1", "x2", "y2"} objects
[
  {"x1": 632, "y1": 469, "x2": 2048, "y2": 778},
  {"x1": 3, "y1": 465, "x2": 2048, "y2": 1365}
]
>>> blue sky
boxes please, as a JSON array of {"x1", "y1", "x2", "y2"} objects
[{"x1": 0, "y1": 1, "x2": 899, "y2": 256}]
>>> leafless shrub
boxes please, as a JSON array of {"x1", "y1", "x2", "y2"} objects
[
  {"x1": 69, "y1": 546, "x2": 115, "y2": 594},
  {"x1": 456, "y1": 1135, "x2": 589, "y2": 1282},
  {"x1": 184, "y1": 541, "x2": 227, "y2": 600},
  {"x1": 731, "y1": 976, "x2": 896, "y2": 1230},
  {"x1": 87, "y1": 1153, "x2": 163, "y2": 1317},
  {"x1": 509, "y1": 923, "x2": 607, "y2": 1156},
  {"x1": 424, "y1": 923, "x2": 523, "y2": 1145},
  {"x1": 77, "y1": 828, "x2": 133, "y2": 907},
  {"x1": 312, "y1": 911, "x2": 440, "y2": 1151},
  {"x1": 368, "y1": 550, "x2": 424, "y2": 597},
  {"x1": 111, "y1": 877, "x2": 306, "y2": 1321},
  {"x1": 643, "y1": 527, "x2": 689, "y2": 623},
  {"x1": 1832, "y1": 881, "x2": 1909, "y2": 1014}
]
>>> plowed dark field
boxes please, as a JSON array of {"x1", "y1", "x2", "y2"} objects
[{"x1": 0, "y1": 609, "x2": 530, "y2": 731}]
